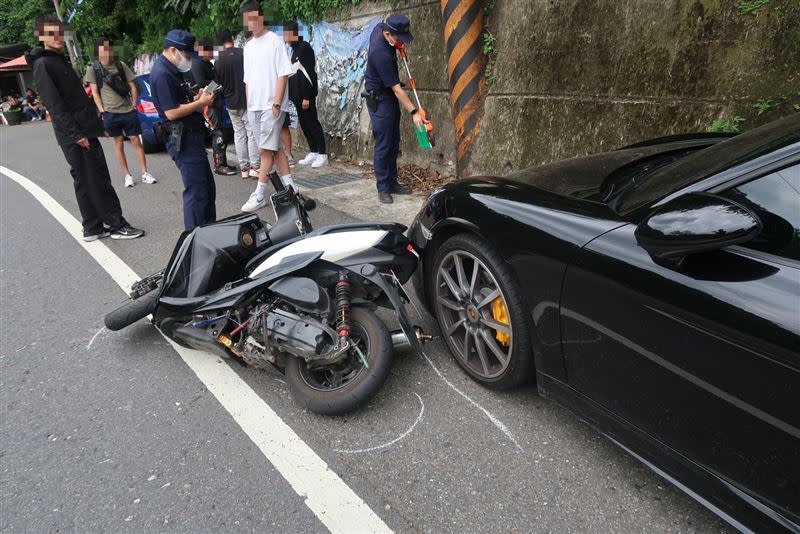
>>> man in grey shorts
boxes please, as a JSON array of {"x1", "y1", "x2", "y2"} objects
[{"x1": 240, "y1": 1, "x2": 295, "y2": 212}]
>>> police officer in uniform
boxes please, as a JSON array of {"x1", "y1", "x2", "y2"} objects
[
  {"x1": 364, "y1": 14, "x2": 424, "y2": 204},
  {"x1": 149, "y1": 29, "x2": 217, "y2": 230}
]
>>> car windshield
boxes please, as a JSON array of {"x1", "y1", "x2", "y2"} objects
[{"x1": 616, "y1": 114, "x2": 800, "y2": 215}]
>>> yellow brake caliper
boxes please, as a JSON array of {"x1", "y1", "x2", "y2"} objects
[{"x1": 491, "y1": 297, "x2": 511, "y2": 347}]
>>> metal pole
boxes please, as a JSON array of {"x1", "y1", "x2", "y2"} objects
[{"x1": 52, "y1": 0, "x2": 83, "y2": 72}]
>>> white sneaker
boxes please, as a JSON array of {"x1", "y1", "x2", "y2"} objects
[
  {"x1": 311, "y1": 154, "x2": 328, "y2": 168},
  {"x1": 298, "y1": 152, "x2": 318, "y2": 166},
  {"x1": 287, "y1": 154, "x2": 297, "y2": 166},
  {"x1": 249, "y1": 167, "x2": 261, "y2": 178},
  {"x1": 141, "y1": 171, "x2": 157, "y2": 184},
  {"x1": 241, "y1": 192, "x2": 266, "y2": 212},
  {"x1": 124, "y1": 174, "x2": 134, "y2": 188}
]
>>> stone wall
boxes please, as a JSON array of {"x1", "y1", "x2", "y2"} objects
[{"x1": 319, "y1": 0, "x2": 799, "y2": 177}]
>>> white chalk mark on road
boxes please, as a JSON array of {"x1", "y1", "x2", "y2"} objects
[
  {"x1": 86, "y1": 326, "x2": 106, "y2": 350},
  {"x1": 419, "y1": 349, "x2": 524, "y2": 452},
  {"x1": 334, "y1": 392, "x2": 425, "y2": 454},
  {"x1": 1, "y1": 166, "x2": 392, "y2": 534}
]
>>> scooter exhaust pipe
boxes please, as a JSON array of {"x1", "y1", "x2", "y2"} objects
[{"x1": 391, "y1": 326, "x2": 433, "y2": 352}]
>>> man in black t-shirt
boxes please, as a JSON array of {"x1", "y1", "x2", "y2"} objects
[
  {"x1": 215, "y1": 29, "x2": 259, "y2": 179},
  {"x1": 190, "y1": 37, "x2": 236, "y2": 176}
]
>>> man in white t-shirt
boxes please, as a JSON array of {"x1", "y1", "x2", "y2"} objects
[{"x1": 240, "y1": 1, "x2": 295, "y2": 212}]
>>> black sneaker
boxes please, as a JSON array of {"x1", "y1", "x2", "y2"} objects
[
  {"x1": 389, "y1": 184, "x2": 412, "y2": 195},
  {"x1": 83, "y1": 229, "x2": 110, "y2": 242},
  {"x1": 110, "y1": 225, "x2": 145, "y2": 240},
  {"x1": 378, "y1": 191, "x2": 394, "y2": 204}
]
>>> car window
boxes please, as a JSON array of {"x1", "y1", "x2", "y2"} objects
[
  {"x1": 618, "y1": 114, "x2": 800, "y2": 215},
  {"x1": 719, "y1": 163, "x2": 800, "y2": 261}
]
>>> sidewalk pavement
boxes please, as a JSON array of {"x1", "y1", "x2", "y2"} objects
[{"x1": 224, "y1": 146, "x2": 426, "y2": 227}]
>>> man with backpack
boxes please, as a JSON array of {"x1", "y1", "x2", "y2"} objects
[{"x1": 86, "y1": 37, "x2": 157, "y2": 188}]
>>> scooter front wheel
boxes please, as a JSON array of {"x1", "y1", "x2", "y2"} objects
[
  {"x1": 104, "y1": 290, "x2": 159, "y2": 331},
  {"x1": 285, "y1": 307, "x2": 392, "y2": 415}
]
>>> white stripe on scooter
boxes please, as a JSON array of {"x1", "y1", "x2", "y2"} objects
[{"x1": 0, "y1": 166, "x2": 392, "y2": 534}]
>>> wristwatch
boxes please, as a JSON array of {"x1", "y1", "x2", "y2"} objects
[
  {"x1": 272, "y1": 103, "x2": 281, "y2": 110},
  {"x1": 410, "y1": 108, "x2": 418, "y2": 115}
]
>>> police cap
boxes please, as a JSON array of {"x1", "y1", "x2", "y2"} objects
[
  {"x1": 384, "y1": 14, "x2": 413, "y2": 44},
  {"x1": 164, "y1": 29, "x2": 196, "y2": 52}
]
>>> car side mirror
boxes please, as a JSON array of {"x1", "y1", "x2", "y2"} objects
[{"x1": 635, "y1": 192, "x2": 762, "y2": 267}]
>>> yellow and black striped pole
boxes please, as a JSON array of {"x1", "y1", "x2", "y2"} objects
[{"x1": 442, "y1": 0, "x2": 487, "y2": 176}]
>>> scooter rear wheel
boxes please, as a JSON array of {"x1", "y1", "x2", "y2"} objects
[{"x1": 285, "y1": 307, "x2": 392, "y2": 415}]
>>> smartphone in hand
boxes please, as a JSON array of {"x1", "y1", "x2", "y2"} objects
[{"x1": 203, "y1": 81, "x2": 221, "y2": 95}]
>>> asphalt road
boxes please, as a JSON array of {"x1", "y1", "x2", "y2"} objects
[{"x1": 0, "y1": 122, "x2": 730, "y2": 533}]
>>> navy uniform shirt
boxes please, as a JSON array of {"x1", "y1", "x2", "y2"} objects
[
  {"x1": 365, "y1": 23, "x2": 400, "y2": 93},
  {"x1": 149, "y1": 53, "x2": 204, "y2": 128}
]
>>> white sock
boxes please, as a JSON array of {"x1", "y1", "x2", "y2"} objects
[
  {"x1": 280, "y1": 174, "x2": 295, "y2": 190},
  {"x1": 255, "y1": 181, "x2": 267, "y2": 198}
]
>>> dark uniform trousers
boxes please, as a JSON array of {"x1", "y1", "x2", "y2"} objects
[
  {"x1": 165, "y1": 130, "x2": 216, "y2": 230},
  {"x1": 368, "y1": 95, "x2": 401, "y2": 192},
  {"x1": 61, "y1": 138, "x2": 127, "y2": 233}
]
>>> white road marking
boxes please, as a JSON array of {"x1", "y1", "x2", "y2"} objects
[
  {"x1": 334, "y1": 392, "x2": 425, "y2": 454},
  {"x1": 1, "y1": 166, "x2": 392, "y2": 534},
  {"x1": 419, "y1": 349, "x2": 524, "y2": 452}
]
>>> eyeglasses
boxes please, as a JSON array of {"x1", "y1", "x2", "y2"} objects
[{"x1": 41, "y1": 30, "x2": 64, "y2": 37}]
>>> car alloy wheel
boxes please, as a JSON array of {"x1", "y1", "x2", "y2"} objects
[{"x1": 434, "y1": 250, "x2": 513, "y2": 379}]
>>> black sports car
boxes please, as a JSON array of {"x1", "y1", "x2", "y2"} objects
[{"x1": 408, "y1": 114, "x2": 799, "y2": 532}]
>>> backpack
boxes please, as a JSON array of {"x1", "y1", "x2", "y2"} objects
[{"x1": 92, "y1": 60, "x2": 130, "y2": 98}]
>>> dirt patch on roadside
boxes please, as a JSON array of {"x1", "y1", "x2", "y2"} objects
[{"x1": 360, "y1": 163, "x2": 455, "y2": 195}]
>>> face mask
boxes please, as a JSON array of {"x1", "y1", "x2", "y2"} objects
[{"x1": 174, "y1": 51, "x2": 192, "y2": 73}]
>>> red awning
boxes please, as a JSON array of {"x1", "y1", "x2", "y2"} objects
[{"x1": 0, "y1": 55, "x2": 28, "y2": 69}]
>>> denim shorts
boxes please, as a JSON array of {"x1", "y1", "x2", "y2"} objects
[{"x1": 104, "y1": 110, "x2": 142, "y2": 138}]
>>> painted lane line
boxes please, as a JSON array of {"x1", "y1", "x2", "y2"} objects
[
  {"x1": 419, "y1": 349, "x2": 524, "y2": 452},
  {"x1": 334, "y1": 393, "x2": 425, "y2": 454},
  {"x1": 1, "y1": 166, "x2": 392, "y2": 534}
]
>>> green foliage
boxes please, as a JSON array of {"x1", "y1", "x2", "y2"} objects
[
  {"x1": 482, "y1": 31, "x2": 495, "y2": 56},
  {"x1": 0, "y1": 0, "x2": 52, "y2": 46},
  {"x1": 753, "y1": 98, "x2": 773, "y2": 115},
  {"x1": 483, "y1": 0, "x2": 496, "y2": 15},
  {"x1": 164, "y1": 0, "x2": 361, "y2": 24},
  {"x1": 482, "y1": 30, "x2": 497, "y2": 85},
  {"x1": 739, "y1": 0, "x2": 769, "y2": 15},
  {"x1": 274, "y1": 0, "x2": 361, "y2": 21},
  {"x1": 794, "y1": 104, "x2": 800, "y2": 111},
  {"x1": 708, "y1": 116, "x2": 746, "y2": 133}
]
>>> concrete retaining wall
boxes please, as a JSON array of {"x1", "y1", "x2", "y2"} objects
[{"x1": 318, "y1": 0, "x2": 799, "y2": 177}]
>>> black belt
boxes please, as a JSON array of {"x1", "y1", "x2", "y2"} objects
[
  {"x1": 171, "y1": 121, "x2": 206, "y2": 133},
  {"x1": 364, "y1": 87, "x2": 394, "y2": 97}
]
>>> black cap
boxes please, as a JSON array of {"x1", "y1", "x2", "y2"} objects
[{"x1": 384, "y1": 14, "x2": 413, "y2": 44}]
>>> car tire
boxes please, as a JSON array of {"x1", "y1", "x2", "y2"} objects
[
  {"x1": 431, "y1": 233, "x2": 534, "y2": 389},
  {"x1": 139, "y1": 134, "x2": 163, "y2": 154}
]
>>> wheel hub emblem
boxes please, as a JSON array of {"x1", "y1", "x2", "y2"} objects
[{"x1": 467, "y1": 305, "x2": 479, "y2": 323}]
